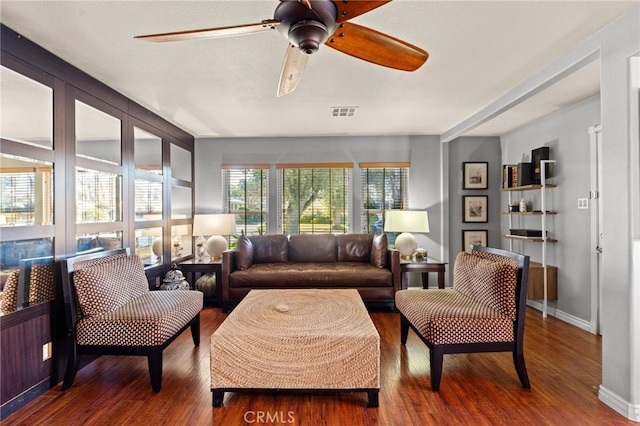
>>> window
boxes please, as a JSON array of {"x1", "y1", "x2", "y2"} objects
[
  {"x1": 222, "y1": 165, "x2": 269, "y2": 236},
  {"x1": 134, "y1": 127, "x2": 163, "y2": 220},
  {"x1": 0, "y1": 155, "x2": 53, "y2": 226},
  {"x1": 360, "y1": 163, "x2": 410, "y2": 233},
  {"x1": 277, "y1": 163, "x2": 352, "y2": 235},
  {"x1": 76, "y1": 168, "x2": 122, "y2": 223}
]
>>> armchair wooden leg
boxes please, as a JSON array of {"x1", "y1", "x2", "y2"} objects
[
  {"x1": 429, "y1": 346, "x2": 443, "y2": 392},
  {"x1": 400, "y1": 314, "x2": 410, "y2": 345},
  {"x1": 190, "y1": 314, "x2": 200, "y2": 346},
  {"x1": 61, "y1": 341, "x2": 79, "y2": 391},
  {"x1": 148, "y1": 349, "x2": 163, "y2": 392},
  {"x1": 513, "y1": 351, "x2": 530, "y2": 388}
]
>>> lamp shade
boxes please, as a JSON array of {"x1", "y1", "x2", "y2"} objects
[
  {"x1": 193, "y1": 214, "x2": 236, "y2": 236},
  {"x1": 383, "y1": 210, "x2": 430, "y2": 233}
]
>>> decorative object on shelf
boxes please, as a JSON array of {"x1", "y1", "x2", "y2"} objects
[
  {"x1": 517, "y1": 162, "x2": 533, "y2": 186},
  {"x1": 462, "y1": 230, "x2": 488, "y2": 251},
  {"x1": 502, "y1": 164, "x2": 518, "y2": 188},
  {"x1": 462, "y1": 162, "x2": 488, "y2": 190},
  {"x1": 519, "y1": 198, "x2": 527, "y2": 212},
  {"x1": 463, "y1": 195, "x2": 488, "y2": 223},
  {"x1": 195, "y1": 273, "x2": 216, "y2": 298},
  {"x1": 160, "y1": 264, "x2": 190, "y2": 290},
  {"x1": 412, "y1": 246, "x2": 428, "y2": 262},
  {"x1": 192, "y1": 213, "x2": 237, "y2": 261},
  {"x1": 509, "y1": 202, "x2": 519, "y2": 212},
  {"x1": 531, "y1": 146, "x2": 551, "y2": 184},
  {"x1": 384, "y1": 210, "x2": 430, "y2": 260}
]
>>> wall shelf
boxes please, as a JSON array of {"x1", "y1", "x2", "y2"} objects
[
  {"x1": 501, "y1": 184, "x2": 557, "y2": 191},
  {"x1": 501, "y1": 211, "x2": 557, "y2": 215},
  {"x1": 502, "y1": 160, "x2": 556, "y2": 318},
  {"x1": 503, "y1": 234, "x2": 558, "y2": 243}
]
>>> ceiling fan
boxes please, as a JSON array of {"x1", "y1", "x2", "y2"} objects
[{"x1": 135, "y1": 0, "x2": 428, "y2": 96}]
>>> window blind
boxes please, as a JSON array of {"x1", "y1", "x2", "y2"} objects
[
  {"x1": 76, "y1": 167, "x2": 122, "y2": 223},
  {"x1": 276, "y1": 163, "x2": 352, "y2": 235},
  {"x1": 222, "y1": 165, "x2": 269, "y2": 236},
  {"x1": 360, "y1": 162, "x2": 410, "y2": 233},
  {"x1": 0, "y1": 167, "x2": 53, "y2": 225}
]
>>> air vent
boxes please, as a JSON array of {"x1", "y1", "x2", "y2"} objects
[{"x1": 331, "y1": 106, "x2": 357, "y2": 117}]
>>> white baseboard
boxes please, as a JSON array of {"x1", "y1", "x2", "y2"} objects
[
  {"x1": 598, "y1": 385, "x2": 640, "y2": 422},
  {"x1": 526, "y1": 300, "x2": 593, "y2": 332}
]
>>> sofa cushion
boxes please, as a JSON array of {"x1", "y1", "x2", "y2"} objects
[
  {"x1": 289, "y1": 234, "x2": 336, "y2": 263},
  {"x1": 336, "y1": 234, "x2": 371, "y2": 262},
  {"x1": 236, "y1": 235, "x2": 253, "y2": 270},
  {"x1": 73, "y1": 255, "x2": 149, "y2": 317},
  {"x1": 453, "y1": 251, "x2": 518, "y2": 320},
  {"x1": 250, "y1": 235, "x2": 289, "y2": 263},
  {"x1": 370, "y1": 233, "x2": 387, "y2": 268},
  {"x1": 229, "y1": 262, "x2": 391, "y2": 288}
]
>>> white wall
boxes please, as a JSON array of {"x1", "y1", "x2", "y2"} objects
[
  {"x1": 501, "y1": 95, "x2": 600, "y2": 323},
  {"x1": 597, "y1": 7, "x2": 640, "y2": 419}
]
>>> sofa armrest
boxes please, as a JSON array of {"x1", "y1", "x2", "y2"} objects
[
  {"x1": 388, "y1": 249, "x2": 401, "y2": 292},
  {"x1": 221, "y1": 249, "x2": 237, "y2": 302}
]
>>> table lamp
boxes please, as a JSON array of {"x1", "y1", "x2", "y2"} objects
[
  {"x1": 192, "y1": 214, "x2": 236, "y2": 261},
  {"x1": 383, "y1": 210, "x2": 430, "y2": 259}
]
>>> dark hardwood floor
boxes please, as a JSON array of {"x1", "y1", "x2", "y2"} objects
[{"x1": 3, "y1": 306, "x2": 633, "y2": 425}]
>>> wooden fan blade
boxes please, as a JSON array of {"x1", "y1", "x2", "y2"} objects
[
  {"x1": 135, "y1": 20, "x2": 280, "y2": 42},
  {"x1": 325, "y1": 22, "x2": 428, "y2": 71},
  {"x1": 278, "y1": 44, "x2": 309, "y2": 97},
  {"x1": 332, "y1": 0, "x2": 392, "y2": 23}
]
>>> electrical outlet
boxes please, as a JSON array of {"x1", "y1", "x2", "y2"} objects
[
  {"x1": 578, "y1": 198, "x2": 589, "y2": 209},
  {"x1": 42, "y1": 342, "x2": 52, "y2": 361}
]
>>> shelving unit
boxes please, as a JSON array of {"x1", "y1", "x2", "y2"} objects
[{"x1": 501, "y1": 160, "x2": 556, "y2": 317}]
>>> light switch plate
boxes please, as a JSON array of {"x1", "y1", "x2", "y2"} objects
[{"x1": 578, "y1": 198, "x2": 589, "y2": 209}]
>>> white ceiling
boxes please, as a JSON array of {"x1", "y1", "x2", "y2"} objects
[{"x1": 1, "y1": 1, "x2": 637, "y2": 139}]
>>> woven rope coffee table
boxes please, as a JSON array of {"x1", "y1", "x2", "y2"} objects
[{"x1": 210, "y1": 289, "x2": 380, "y2": 407}]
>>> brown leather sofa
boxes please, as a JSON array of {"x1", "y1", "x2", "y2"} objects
[{"x1": 221, "y1": 233, "x2": 400, "y2": 312}]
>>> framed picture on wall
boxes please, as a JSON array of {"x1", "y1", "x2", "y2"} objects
[
  {"x1": 462, "y1": 230, "x2": 488, "y2": 251},
  {"x1": 463, "y1": 195, "x2": 488, "y2": 223},
  {"x1": 462, "y1": 162, "x2": 488, "y2": 189}
]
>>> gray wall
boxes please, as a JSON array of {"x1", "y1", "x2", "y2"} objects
[
  {"x1": 501, "y1": 95, "x2": 600, "y2": 324},
  {"x1": 447, "y1": 136, "x2": 502, "y2": 264},
  {"x1": 194, "y1": 135, "x2": 444, "y2": 273}
]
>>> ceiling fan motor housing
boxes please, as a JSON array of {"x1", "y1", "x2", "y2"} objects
[{"x1": 275, "y1": 0, "x2": 337, "y2": 54}]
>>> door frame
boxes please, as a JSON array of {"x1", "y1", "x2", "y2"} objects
[{"x1": 588, "y1": 124, "x2": 602, "y2": 335}]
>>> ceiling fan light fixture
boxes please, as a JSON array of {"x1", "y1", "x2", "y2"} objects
[{"x1": 289, "y1": 21, "x2": 329, "y2": 54}]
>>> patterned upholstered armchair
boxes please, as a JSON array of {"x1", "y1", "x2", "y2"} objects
[
  {"x1": 0, "y1": 255, "x2": 54, "y2": 315},
  {"x1": 395, "y1": 245, "x2": 530, "y2": 391},
  {"x1": 61, "y1": 248, "x2": 203, "y2": 392}
]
